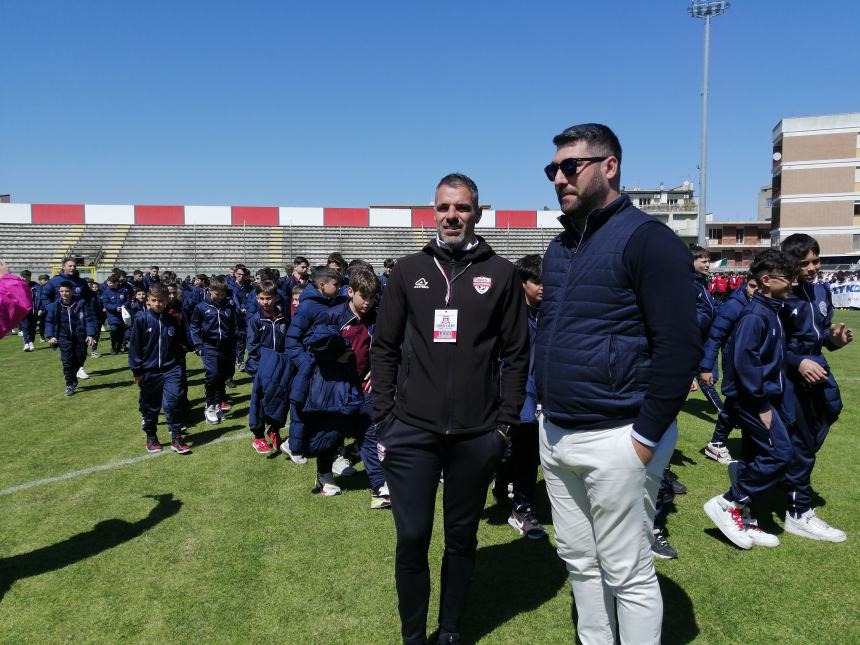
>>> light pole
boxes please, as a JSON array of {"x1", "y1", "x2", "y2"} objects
[{"x1": 689, "y1": 0, "x2": 730, "y2": 247}]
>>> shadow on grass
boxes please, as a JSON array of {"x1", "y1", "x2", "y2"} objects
[
  {"x1": 681, "y1": 398, "x2": 718, "y2": 424},
  {"x1": 79, "y1": 380, "x2": 134, "y2": 392},
  {"x1": 187, "y1": 424, "x2": 244, "y2": 446},
  {"x1": 0, "y1": 493, "x2": 181, "y2": 601},
  {"x1": 659, "y1": 572, "x2": 699, "y2": 643},
  {"x1": 460, "y1": 537, "x2": 566, "y2": 643},
  {"x1": 87, "y1": 366, "x2": 131, "y2": 376}
]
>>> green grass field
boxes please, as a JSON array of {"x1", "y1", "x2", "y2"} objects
[{"x1": 1, "y1": 312, "x2": 859, "y2": 644}]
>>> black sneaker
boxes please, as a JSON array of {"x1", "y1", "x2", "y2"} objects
[
  {"x1": 171, "y1": 436, "x2": 191, "y2": 454},
  {"x1": 666, "y1": 469, "x2": 687, "y2": 495},
  {"x1": 225, "y1": 379, "x2": 237, "y2": 388},
  {"x1": 146, "y1": 436, "x2": 163, "y2": 453},
  {"x1": 508, "y1": 504, "x2": 549, "y2": 540},
  {"x1": 652, "y1": 527, "x2": 678, "y2": 559},
  {"x1": 437, "y1": 634, "x2": 461, "y2": 645}
]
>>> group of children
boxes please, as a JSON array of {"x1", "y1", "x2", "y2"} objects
[
  {"x1": 691, "y1": 235, "x2": 852, "y2": 550},
  {"x1": 14, "y1": 235, "x2": 853, "y2": 544}
]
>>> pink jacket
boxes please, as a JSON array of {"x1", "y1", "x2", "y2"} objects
[{"x1": 0, "y1": 273, "x2": 32, "y2": 337}]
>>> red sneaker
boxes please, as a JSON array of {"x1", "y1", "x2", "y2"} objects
[
  {"x1": 171, "y1": 437, "x2": 191, "y2": 454},
  {"x1": 267, "y1": 430, "x2": 283, "y2": 452},
  {"x1": 252, "y1": 438, "x2": 272, "y2": 454},
  {"x1": 219, "y1": 402, "x2": 233, "y2": 412},
  {"x1": 146, "y1": 436, "x2": 163, "y2": 453}
]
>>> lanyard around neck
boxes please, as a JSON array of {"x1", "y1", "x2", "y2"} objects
[{"x1": 433, "y1": 257, "x2": 472, "y2": 307}]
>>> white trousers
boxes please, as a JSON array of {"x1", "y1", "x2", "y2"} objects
[{"x1": 540, "y1": 417, "x2": 678, "y2": 645}]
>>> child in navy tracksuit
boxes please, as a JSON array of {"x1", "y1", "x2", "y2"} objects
[
  {"x1": 704, "y1": 249, "x2": 797, "y2": 550},
  {"x1": 281, "y1": 267, "x2": 340, "y2": 464},
  {"x1": 691, "y1": 245, "x2": 722, "y2": 410},
  {"x1": 246, "y1": 281, "x2": 291, "y2": 454},
  {"x1": 87, "y1": 278, "x2": 106, "y2": 357},
  {"x1": 231, "y1": 266, "x2": 254, "y2": 370},
  {"x1": 190, "y1": 276, "x2": 237, "y2": 425},
  {"x1": 45, "y1": 281, "x2": 96, "y2": 396},
  {"x1": 779, "y1": 234, "x2": 852, "y2": 542},
  {"x1": 699, "y1": 276, "x2": 758, "y2": 463},
  {"x1": 18, "y1": 270, "x2": 38, "y2": 352},
  {"x1": 124, "y1": 288, "x2": 147, "y2": 349},
  {"x1": 301, "y1": 268, "x2": 387, "y2": 501},
  {"x1": 128, "y1": 284, "x2": 190, "y2": 455},
  {"x1": 36, "y1": 274, "x2": 49, "y2": 342},
  {"x1": 492, "y1": 254, "x2": 547, "y2": 538},
  {"x1": 101, "y1": 274, "x2": 130, "y2": 354}
]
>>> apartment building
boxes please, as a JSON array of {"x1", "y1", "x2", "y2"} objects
[
  {"x1": 623, "y1": 181, "x2": 699, "y2": 246},
  {"x1": 771, "y1": 112, "x2": 860, "y2": 253}
]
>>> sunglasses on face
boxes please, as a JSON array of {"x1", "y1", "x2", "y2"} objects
[{"x1": 544, "y1": 156, "x2": 608, "y2": 182}]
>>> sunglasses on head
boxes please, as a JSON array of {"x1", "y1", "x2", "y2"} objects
[{"x1": 544, "y1": 156, "x2": 608, "y2": 182}]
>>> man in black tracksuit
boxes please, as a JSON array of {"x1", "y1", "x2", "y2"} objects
[{"x1": 371, "y1": 173, "x2": 530, "y2": 645}]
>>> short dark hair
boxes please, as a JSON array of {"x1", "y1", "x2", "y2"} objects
[
  {"x1": 38, "y1": 274, "x2": 49, "y2": 281},
  {"x1": 311, "y1": 266, "x2": 340, "y2": 288},
  {"x1": 514, "y1": 254, "x2": 543, "y2": 284},
  {"x1": 256, "y1": 267, "x2": 277, "y2": 283},
  {"x1": 327, "y1": 252, "x2": 345, "y2": 269},
  {"x1": 293, "y1": 256, "x2": 309, "y2": 266},
  {"x1": 383, "y1": 258, "x2": 395, "y2": 269},
  {"x1": 148, "y1": 283, "x2": 168, "y2": 300},
  {"x1": 552, "y1": 123, "x2": 622, "y2": 163},
  {"x1": 255, "y1": 280, "x2": 279, "y2": 298},
  {"x1": 20, "y1": 270, "x2": 31, "y2": 279},
  {"x1": 437, "y1": 173, "x2": 479, "y2": 212},
  {"x1": 133, "y1": 270, "x2": 143, "y2": 277},
  {"x1": 59, "y1": 280, "x2": 75, "y2": 290},
  {"x1": 61, "y1": 257, "x2": 75, "y2": 265},
  {"x1": 291, "y1": 285, "x2": 304, "y2": 296},
  {"x1": 349, "y1": 268, "x2": 378, "y2": 297},
  {"x1": 781, "y1": 233, "x2": 820, "y2": 267},
  {"x1": 689, "y1": 244, "x2": 709, "y2": 260},
  {"x1": 208, "y1": 276, "x2": 228, "y2": 294},
  {"x1": 106, "y1": 274, "x2": 118, "y2": 284},
  {"x1": 150, "y1": 265, "x2": 159, "y2": 271},
  {"x1": 749, "y1": 249, "x2": 795, "y2": 282}
]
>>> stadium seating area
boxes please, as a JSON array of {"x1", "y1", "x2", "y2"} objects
[{"x1": 1, "y1": 223, "x2": 557, "y2": 277}]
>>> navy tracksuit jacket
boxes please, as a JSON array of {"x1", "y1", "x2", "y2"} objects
[
  {"x1": 722, "y1": 292, "x2": 794, "y2": 503},
  {"x1": 247, "y1": 306, "x2": 291, "y2": 434}
]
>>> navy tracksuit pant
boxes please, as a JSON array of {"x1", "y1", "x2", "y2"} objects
[
  {"x1": 57, "y1": 337, "x2": 87, "y2": 386},
  {"x1": 379, "y1": 417, "x2": 507, "y2": 644},
  {"x1": 19, "y1": 313, "x2": 36, "y2": 345},
  {"x1": 784, "y1": 387, "x2": 832, "y2": 517},
  {"x1": 138, "y1": 365, "x2": 184, "y2": 438},
  {"x1": 108, "y1": 323, "x2": 126, "y2": 353},
  {"x1": 201, "y1": 344, "x2": 235, "y2": 406},
  {"x1": 727, "y1": 402, "x2": 794, "y2": 504}
]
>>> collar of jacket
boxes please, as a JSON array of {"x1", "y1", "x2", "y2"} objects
[
  {"x1": 423, "y1": 235, "x2": 493, "y2": 263},
  {"x1": 557, "y1": 193, "x2": 632, "y2": 241},
  {"x1": 752, "y1": 291, "x2": 784, "y2": 312},
  {"x1": 694, "y1": 272, "x2": 710, "y2": 287}
]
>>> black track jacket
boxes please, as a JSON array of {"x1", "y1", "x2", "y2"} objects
[{"x1": 371, "y1": 236, "x2": 529, "y2": 434}]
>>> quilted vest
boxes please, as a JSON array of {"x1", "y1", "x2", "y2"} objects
[{"x1": 535, "y1": 195, "x2": 657, "y2": 429}]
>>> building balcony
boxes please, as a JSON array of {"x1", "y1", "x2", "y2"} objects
[{"x1": 639, "y1": 203, "x2": 698, "y2": 213}]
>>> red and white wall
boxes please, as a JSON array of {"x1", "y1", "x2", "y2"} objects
[{"x1": 0, "y1": 203, "x2": 564, "y2": 228}]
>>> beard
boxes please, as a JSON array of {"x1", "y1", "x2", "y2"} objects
[{"x1": 558, "y1": 170, "x2": 609, "y2": 220}]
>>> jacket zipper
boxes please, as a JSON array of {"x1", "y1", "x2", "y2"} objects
[{"x1": 802, "y1": 283, "x2": 820, "y2": 342}]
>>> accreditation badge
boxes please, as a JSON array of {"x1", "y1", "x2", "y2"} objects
[{"x1": 433, "y1": 309, "x2": 458, "y2": 343}]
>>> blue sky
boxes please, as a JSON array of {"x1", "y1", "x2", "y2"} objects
[{"x1": 1, "y1": 1, "x2": 858, "y2": 220}]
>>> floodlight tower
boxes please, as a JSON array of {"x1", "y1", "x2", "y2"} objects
[{"x1": 689, "y1": 0, "x2": 730, "y2": 247}]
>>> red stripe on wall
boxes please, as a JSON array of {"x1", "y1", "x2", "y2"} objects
[
  {"x1": 135, "y1": 205, "x2": 185, "y2": 225},
  {"x1": 324, "y1": 208, "x2": 369, "y2": 227},
  {"x1": 495, "y1": 210, "x2": 537, "y2": 228},
  {"x1": 31, "y1": 204, "x2": 85, "y2": 224},
  {"x1": 232, "y1": 206, "x2": 278, "y2": 226},
  {"x1": 411, "y1": 208, "x2": 436, "y2": 228}
]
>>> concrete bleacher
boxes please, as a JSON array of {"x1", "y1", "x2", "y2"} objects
[{"x1": 1, "y1": 224, "x2": 557, "y2": 277}]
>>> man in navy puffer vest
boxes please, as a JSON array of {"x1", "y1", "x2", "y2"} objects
[{"x1": 535, "y1": 123, "x2": 701, "y2": 645}]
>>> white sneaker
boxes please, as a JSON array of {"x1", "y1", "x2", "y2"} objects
[
  {"x1": 28, "y1": 342, "x2": 35, "y2": 351},
  {"x1": 204, "y1": 405, "x2": 221, "y2": 425},
  {"x1": 280, "y1": 443, "x2": 308, "y2": 465},
  {"x1": 741, "y1": 508, "x2": 779, "y2": 547},
  {"x1": 705, "y1": 442, "x2": 734, "y2": 465},
  {"x1": 332, "y1": 455, "x2": 357, "y2": 477},
  {"x1": 704, "y1": 495, "x2": 753, "y2": 549},
  {"x1": 23, "y1": 344, "x2": 31, "y2": 352},
  {"x1": 314, "y1": 473, "x2": 342, "y2": 496},
  {"x1": 784, "y1": 509, "x2": 847, "y2": 543},
  {"x1": 76, "y1": 367, "x2": 90, "y2": 379}
]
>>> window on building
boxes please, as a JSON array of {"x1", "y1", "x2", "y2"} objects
[
  {"x1": 758, "y1": 229, "x2": 767, "y2": 243},
  {"x1": 855, "y1": 166, "x2": 860, "y2": 183},
  {"x1": 668, "y1": 198, "x2": 678, "y2": 205},
  {"x1": 854, "y1": 234, "x2": 860, "y2": 251},
  {"x1": 856, "y1": 132, "x2": 860, "y2": 149},
  {"x1": 708, "y1": 228, "x2": 721, "y2": 241},
  {"x1": 855, "y1": 201, "x2": 860, "y2": 216},
  {"x1": 736, "y1": 229, "x2": 744, "y2": 244}
]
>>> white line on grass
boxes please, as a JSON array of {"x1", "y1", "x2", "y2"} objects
[{"x1": 0, "y1": 430, "x2": 247, "y2": 497}]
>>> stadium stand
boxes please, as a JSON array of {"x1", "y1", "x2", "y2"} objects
[{"x1": 0, "y1": 223, "x2": 556, "y2": 277}]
